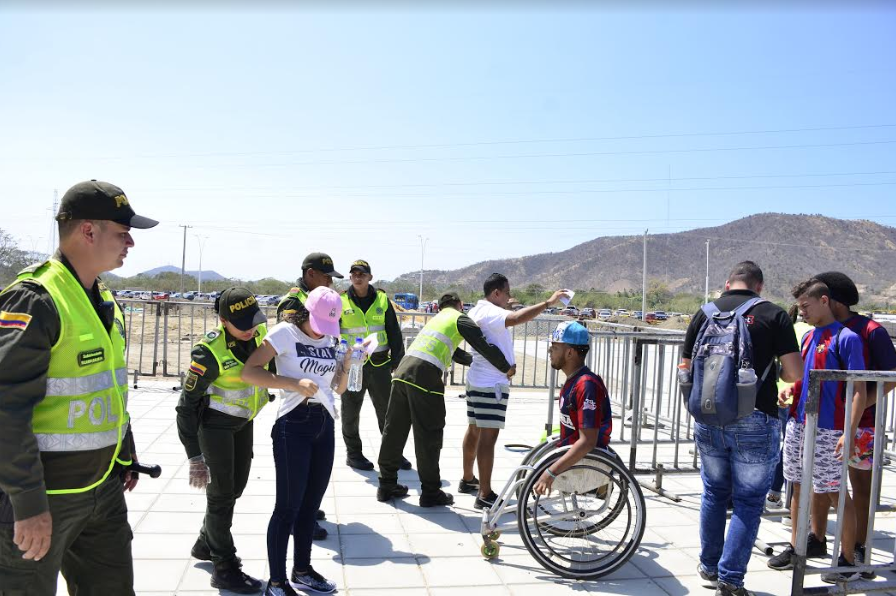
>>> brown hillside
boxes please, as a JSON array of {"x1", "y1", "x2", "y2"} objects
[{"x1": 393, "y1": 213, "x2": 896, "y2": 303}]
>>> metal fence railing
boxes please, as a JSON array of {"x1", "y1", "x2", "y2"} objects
[{"x1": 791, "y1": 370, "x2": 896, "y2": 595}]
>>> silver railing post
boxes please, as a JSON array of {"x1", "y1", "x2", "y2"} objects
[{"x1": 791, "y1": 371, "x2": 821, "y2": 596}]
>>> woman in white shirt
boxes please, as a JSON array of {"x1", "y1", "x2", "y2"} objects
[{"x1": 242, "y1": 286, "x2": 353, "y2": 596}]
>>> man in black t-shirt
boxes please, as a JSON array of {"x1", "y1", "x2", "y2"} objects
[{"x1": 681, "y1": 261, "x2": 802, "y2": 596}]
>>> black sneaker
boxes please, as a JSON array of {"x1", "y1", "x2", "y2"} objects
[
  {"x1": 457, "y1": 476, "x2": 480, "y2": 494},
  {"x1": 698, "y1": 563, "x2": 718, "y2": 587},
  {"x1": 211, "y1": 562, "x2": 263, "y2": 594},
  {"x1": 315, "y1": 509, "x2": 326, "y2": 521},
  {"x1": 291, "y1": 565, "x2": 337, "y2": 593},
  {"x1": 376, "y1": 483, "x2": 409, "y2": 502},
  {"x1": 716, "y1": 580, "x2": 754, "y2": 596},
  {"x1": 399, "y1": 456, "x2": 413, "y2": 470},
  {"x1": 420, "y1": 490, "x2": 454, "y2": 507},
  {"x1": 807, "y1": 532, "x2": 828, "y2": 558},
  {"x1": 855, "y1": 544, "x2": 876, "y2": 579},
  {"x1": 474, "y1": 491, "x2": 499, "y2": 510},
  {"x1": 264, "y1": 580, "x2": 298, "y2": 596},
  {"x1": 346, "y1": 454, "x2": 375, "y2": 471},
  {"x1": 191, "y1": 537, "x2": 241, "y2": 566},
  {"x1": 768, "y1": 544, "x2": 795, "y2": 570},
  {"x1": 821, "y1": 554, "x2": 861, "y2": 584}
]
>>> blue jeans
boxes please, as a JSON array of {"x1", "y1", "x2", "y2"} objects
[
  {"x1": 267, "y1": 403, "x2": 334, "y2": 583},
  {"x1": 695, "y1": 411, "x2": 780, "y2": 588}
]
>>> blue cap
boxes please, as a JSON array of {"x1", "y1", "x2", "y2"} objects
[{"x1": 551, "y1": 321, "x2": 590, "y2": 346}]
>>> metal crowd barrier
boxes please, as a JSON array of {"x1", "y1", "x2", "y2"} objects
[{"x1": 792, "y1": 369, "x2": 896, "y2": 595}]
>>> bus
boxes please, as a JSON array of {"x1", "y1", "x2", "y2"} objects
[{"x1": 393, "y1": 292, "x2": 419, "y2": 310}]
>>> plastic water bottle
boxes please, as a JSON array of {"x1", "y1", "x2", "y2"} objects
[
  {"x1": 677, "y1": 363, "x2": 690, "y2": 386},
  {"x1": 331, "y1": 339, "x2": 348, "y2": 391},
  {"x1": 347, "y1": 337, "x2": 364, "y2": 392}
]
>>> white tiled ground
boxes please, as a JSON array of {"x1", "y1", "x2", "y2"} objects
[{"x1": 62, "y1": 381, "x2": 896, "y2": 595}]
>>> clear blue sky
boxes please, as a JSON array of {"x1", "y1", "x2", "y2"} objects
[{"x1": 1, "y1": 5, "x2": 894, "y2": 284}]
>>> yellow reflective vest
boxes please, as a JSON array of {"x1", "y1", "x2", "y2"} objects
[
  {"x1": 10, "y1": 258, "x2": 130, "y2": 494},
  {"x1": 199, "y1": 324, "x2": 270, "y2": 420},
  {"x1": 405, "y1": 309, "x2": 463, "y2": 372},
  {"x1": 340, "y1": 291, "x2": 390, "y2": 366}
]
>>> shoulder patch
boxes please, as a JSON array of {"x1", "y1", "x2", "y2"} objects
[
  {"x1": 205, "y1": 330, "x2": 221, "y2": 341},
  {"x1": 184, "y1": 371, "x2": 199, "y2": 391},
  {"x1": 189, "y1": 361, "x2": 208, "y2": 376},
  {"x1": 288, "y1": 287, "x2": 301, "y2": 295},
  {"x1": 0, "y1": 310, "x2": 32, "y2": 331}
]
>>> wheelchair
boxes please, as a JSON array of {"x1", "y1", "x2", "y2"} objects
[{"x1": 480, "y1": 436, "x2": 646, "y2": 580}]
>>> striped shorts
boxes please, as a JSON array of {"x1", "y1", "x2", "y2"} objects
[{"x1": 466, "y1": 382, "x2": 510, "y2": 429}]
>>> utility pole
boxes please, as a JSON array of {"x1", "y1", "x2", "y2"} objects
[
  {"x1": 417, "y1": 235, "x2": 428, "y2": 305},
  {"x1": 704, "y1": 239, "x2": 710, "y2": 304},
  {"x1": 48, "y1": 189, "x2": 58, "y2": 254},
  {"x1": 641, "y1": 229, "x2": 648, "y2": 320},
  {"x1": 194, "y1": 235, "x2": 209, "y2": 294},
  {"x1": 179, "y1": 224, "x2": 192, "y2": 297}
]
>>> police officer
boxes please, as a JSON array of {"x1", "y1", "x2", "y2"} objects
[
  {"x1": 0, "y1": 180, "x2": 157, "y2": 595},
  {"x1": 339, "y1": 259, "x2": 410, "y2": 471},
  {"x1": 275, "y1": 251, "x2": 342, "y2": 539},
  {"x1": 277, "y1": 252, "x2": 343, "y2": 320},
  {"x1": 376, "y1": 292, "x2": 515, "y2": 507},
  {"x1": 176, "y1": 287, "x2": 270, "y2": 593}
]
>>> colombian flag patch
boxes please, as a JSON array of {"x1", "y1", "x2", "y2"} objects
[
  {"x1": 189, "y1": 361, "x2": 207, "y2": 376},
  {"x1": 0, "y1": 311, "x2": 32, "y2": 331}
]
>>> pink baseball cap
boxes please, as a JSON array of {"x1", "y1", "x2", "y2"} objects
[{"x1": 305, "y1": 286, "x2": 342, "y2": 337}]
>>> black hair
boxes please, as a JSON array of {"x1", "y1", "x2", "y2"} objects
[
  {"x1": 813, "y1": 271, "x2": 859, "y2": 307},
  {"x1": 792, "y1": 278, "x2": 830, "y2": 301},
  {"x1": 727, "y1": 261, "x2": 763, "y2": 289},
  {"x1": 572, "y1": 344, "x2": 590, "y2": 358},
  {"x1": 483, "y1": 273, "x2": 509, "y2": 297},
  {"x1": 281, "y1": 303, "x2": 310, "y2": 327}
]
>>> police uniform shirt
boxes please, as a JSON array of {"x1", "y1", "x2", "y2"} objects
[
  {"x1": 0, "y1": 252, "x2": 135, "y2": 523},
  {"x1": 393, "y1": 312, "x2": 512, "y2": 394},
  {"x1": 345, "y1": 285, "x2": 405, "y2": 369},
  {"x1": 175, "y1": 327, "x2": 269, "y2": 459}
]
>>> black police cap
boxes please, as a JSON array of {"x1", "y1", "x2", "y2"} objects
[{"x1": 55, "y1": 180, "x2": 158, "y2": 229}]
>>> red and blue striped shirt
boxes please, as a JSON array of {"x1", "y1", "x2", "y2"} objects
[
  {"x1": 558, "y1": 366, "x2": 612, "y2": 448},
  {"x1": 792, "y1": 321, "x2": 865, "y2": 430}
]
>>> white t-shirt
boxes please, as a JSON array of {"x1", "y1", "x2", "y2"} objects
[
  {"x1": 264, "y1": 321, "x2": 339, "y2": 420},
  {"x1": 467, "y1": 299, "x2": 515, "y2": 388}
]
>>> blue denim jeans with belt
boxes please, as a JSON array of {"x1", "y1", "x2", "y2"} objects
[
  {"x1": 266, "y1": 403, "x2": 334, "y2": 583},
  {"x1": 695, "y1": 410, "x2": 781, "y2": 588}
]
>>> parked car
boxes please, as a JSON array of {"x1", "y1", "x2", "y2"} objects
[
  {"x1": 544, "y1": 307, "x2": 558, "y2": 315},
  {"x1": 579, "y1": 308, "x2": 596, "y2": 319},
  {"x1": 152, "y1": 292, "x2": 170, "y2": 300},
  {"x1": 654, "y1": 311, "x2": 668, "y2": 321},
  {"x1": 183, "y1": 291, "x2": 196, "y2": 300},
  {"x1": 632, "y1": 310, "x2": 643, "y2": 320},
  {"x1": 644, "y1": 312, "x2": 657, "y2": 323},
  {"x1": 615, "y1": 309, "x2": 629, "y2": 317},
  {"x1": 560, "y1": 306, "x2": 579, "y2": 317},
  {"x1": 462, "y1": 302, "x2": 473, "y2": 313},
  {"x1": 597, "y1": 309, "x2": 612, "y2": 320}
]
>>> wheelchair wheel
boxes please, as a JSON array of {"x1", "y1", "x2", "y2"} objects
[{"x1": 516, "y1": 449, "x2": 646, "y2": 579}]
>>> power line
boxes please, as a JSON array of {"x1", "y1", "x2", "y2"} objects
[
  {"x1": 125, "y1": 170, "x2": 896, "y2": 194},
  {"x1": 169, "y1": 139, "x2": 896, "y2": 170},
  {"x1": 10, "y1": 123, "x2": 896, "y2": 161},
  {"x1": 153, "y1": 180, "x2": 896, "y2": 202}
]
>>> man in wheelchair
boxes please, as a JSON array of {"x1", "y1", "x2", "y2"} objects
[{"x1": 534, "y1": 321, "x2": 613, "y2": 496}]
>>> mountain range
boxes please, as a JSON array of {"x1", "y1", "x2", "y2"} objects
[
  {"x1": 138, "y1": 265, "x2": 226, "y2": 281},
  {"x1": 392, "y1": 213, "x2": 896, "y2": 304}
]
